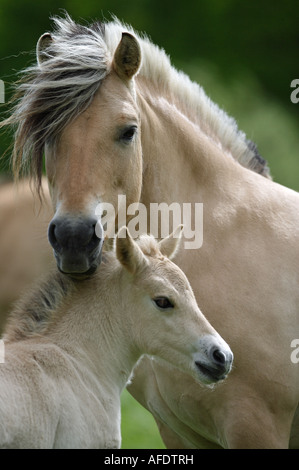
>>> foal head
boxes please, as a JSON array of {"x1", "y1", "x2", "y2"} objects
[
  {"x1": 37, "y1": 24, "x2": 143, "y2": 276},
  {"x1": 115, "y1": 227, "x2": 233, "y2": 384}
]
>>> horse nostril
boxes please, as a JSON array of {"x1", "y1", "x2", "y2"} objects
[
  {"x1": 212, "y1": 348, "x2": 226, "y2": 365},
  {"x1": 88, "y1": 225, "x2": 101, "y2": 250},
  {"x1": 48, "y1": 221, "x2": 61, "y2": 252}
]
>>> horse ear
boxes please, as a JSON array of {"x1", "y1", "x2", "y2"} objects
[
  {"x1": 113, "y1": 32, "x2": 141, "y2": 80},
  {"x1": 116, "y1": 226, "x2": 148, "y2": 274},
  {"x1": 158, "y1": 225, "x2": 184, "y2": 260},
  {"x1": 36, "y1": 33, "x2": 53, "y2": 65}
]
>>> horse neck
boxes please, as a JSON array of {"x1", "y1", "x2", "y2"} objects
[
  {"x1": 47, "y1": 266, "x2": 140, "y2": 394},
  {"x1": 136, "y1": 78, "x2": 242, "y2": 207}
]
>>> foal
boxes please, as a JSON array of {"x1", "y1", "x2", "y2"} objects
[{"x1": 0, "y1": 228, "x2": 233, "y2": 448}]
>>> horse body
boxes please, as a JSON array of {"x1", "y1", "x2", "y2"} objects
[
  {"x1": 131, "y1": 79, "x2": 299, "y2": 448},
  {"x1": 0, "y1": 179, "x2": 53, "y2": 332},
  {"x1": 0, "y1": 229, "x2": 232, "y2": 448},
  {"x1": 2, "y1": 15, "x2": 299, "y2": 448}
]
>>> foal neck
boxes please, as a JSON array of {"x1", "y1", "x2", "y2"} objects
[
  {"x1": 4, "y1": 259, "x2": 140, "y2": 394},
  {"x1": 50, "y1": 269, "x2": 140, "y2": 391}
]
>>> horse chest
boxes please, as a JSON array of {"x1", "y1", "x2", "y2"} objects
[{"x1": 146, "y1": 360, "x2": 223, "y2": 448}]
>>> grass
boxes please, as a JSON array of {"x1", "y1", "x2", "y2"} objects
[{"x1": 121, "y1": 389, "x2": 165, "y2": 449}]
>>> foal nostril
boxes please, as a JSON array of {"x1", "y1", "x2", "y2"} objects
[{"x1": 212, "y1": 348, "x2": 226, "y2": 365}]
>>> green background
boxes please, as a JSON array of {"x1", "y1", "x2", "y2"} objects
[{"x1": 0, "y1": 0, "x2": 298, "y2": 448}]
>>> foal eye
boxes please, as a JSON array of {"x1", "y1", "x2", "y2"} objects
[
  {"x1": 120, "y1": 126, "x2": 137, "y2": 143},
  {"x1": 153, "y1": 297, "x2": 174, "y2": 310}
]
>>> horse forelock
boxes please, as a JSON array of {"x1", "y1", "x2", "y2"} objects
[
  {"x1": 2, "y1": 12, "x2": 271, "y2": 193},
  {"x1": 1, "y1": 14, "x2": 110, "y2": 194}
]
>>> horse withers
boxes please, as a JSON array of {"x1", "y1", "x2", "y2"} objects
[{"x1": 0, "y1": 228, "x2": 232, "y2": 448}]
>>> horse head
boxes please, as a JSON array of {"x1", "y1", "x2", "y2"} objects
[{"x1": 37, "y1": 27, "x2": 143, "y2": 276}]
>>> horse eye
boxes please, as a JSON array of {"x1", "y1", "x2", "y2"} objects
[
  {"x1": 153, "y1": 297, "x2": 174, "y2": 310},
  {"x1": 120, "y1": 126, "x2": 137, "y2": 143}
]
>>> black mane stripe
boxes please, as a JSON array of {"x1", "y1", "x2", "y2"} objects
[{"x1": 246, "y1": 139, "x2": 270, "y2": 176}]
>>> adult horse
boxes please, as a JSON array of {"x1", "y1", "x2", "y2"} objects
[{"x1": 2, "y1": 14, "x2": 299, "y2": 448}]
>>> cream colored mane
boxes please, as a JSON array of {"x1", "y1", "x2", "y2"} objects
[{"x1": 106, "y1": 18, "x2": 269, "y2": 176}]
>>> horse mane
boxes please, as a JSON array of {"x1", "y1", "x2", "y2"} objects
[
  {"x1": 0, "y1": 13, "x2": 270, "y2": 195},
  {"x1": 3, "y1": 270, "x2": 75, "y2": 342}
]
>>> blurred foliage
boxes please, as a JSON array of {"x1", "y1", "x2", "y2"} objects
[{"x1": 0, "y1": 0, "x2": 298, "y2": 448}]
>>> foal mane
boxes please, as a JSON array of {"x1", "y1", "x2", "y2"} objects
[
  {"x1": 2, "y1": 237, "x2": 161, "y2": 343},
  {"x1": 1, "y1": 13, "x2": 270, "y2": 196},
  {"x1": 3, "y1": 271, "x2": 74, "y2": 342}
]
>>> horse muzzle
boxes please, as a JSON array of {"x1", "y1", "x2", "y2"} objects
[
  {"x1": 48, "y1": 215, "x2": 104, "y2": 278},
  {"x1": 194, "y1": 337, "x2": 234, "y2": 384}
]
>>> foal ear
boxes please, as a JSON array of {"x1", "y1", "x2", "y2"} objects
[
  {"x1": 113, "y1": 32, "x2": 141, "y2": 80},
  {"x1": 36, "y1": 33, "x2": 53, "y2": 66},
  {"x1": 158, "y1": 225, "x2": 184, "y2": 260},
  {"x1": 116, "y1": 226, "x2": 148, "y2": 274}
]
